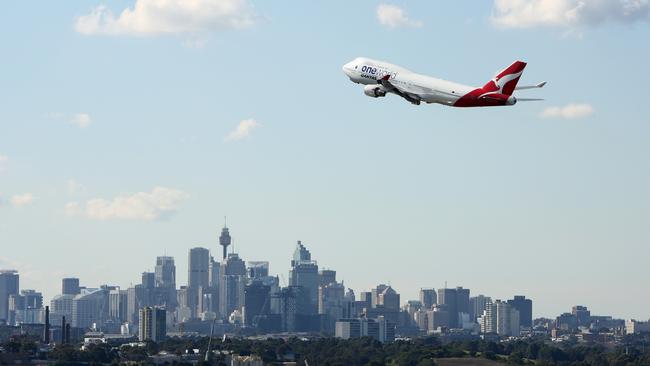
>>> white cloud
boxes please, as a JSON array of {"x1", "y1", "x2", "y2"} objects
[
  {"x1": 10, "y1": 193, "x2": 35, "y2": 207},
  {"x1": 66, "y1": 186, "x2": 188, "y2": 221},
  {"x1": 0, "y1": 155, "x2": 7, "y2": 173},
  {"x1": 75, "y1": 0, "x2": 256, "y2": 36},
  {"x1": 377, "y1": 4, "x2": 423, "y2": 29},
  {"x1": 541, "y1": 103, "x2": 594, "y2": 119},
  {"x1": 492, "y1": 0, "x2": 650, "y2": 28},
  {"x1": 225, "y1": 118, "x2": 260, "y2": 141},
  {"x1": 70, "y1": 113, "x2": 92, "y2": 128}
]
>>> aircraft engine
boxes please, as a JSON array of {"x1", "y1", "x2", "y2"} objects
[{"x1": 363, "y1": 85, "x2": 387, "y2": 98}]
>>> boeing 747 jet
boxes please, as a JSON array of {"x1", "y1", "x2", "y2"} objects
[{"x1": 342, "y1": 57, "x2": 545, "y2": 107}]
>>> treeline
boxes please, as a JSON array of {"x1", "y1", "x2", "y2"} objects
[{"x1": 2, "y1": 333, "x2": 650, "y2": 365}]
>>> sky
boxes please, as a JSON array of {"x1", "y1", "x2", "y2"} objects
[{"x1": 1, "y1": 0, "x2": 649, "y2": 319}]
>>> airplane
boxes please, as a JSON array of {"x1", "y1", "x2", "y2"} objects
[{"x1": 342, "y1": 57, "x2": 546, "y2": 107}]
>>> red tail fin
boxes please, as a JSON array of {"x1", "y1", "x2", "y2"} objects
[{"x1": 481, "y1": 61, "x2": 527, "y2": 96}]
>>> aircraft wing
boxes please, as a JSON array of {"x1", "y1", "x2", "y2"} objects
[{"x1": 378, "y1": 75, "x2": 423, "y2": 105}]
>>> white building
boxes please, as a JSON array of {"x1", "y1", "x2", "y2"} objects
[{"x1": 626, "y1": 319, "x2": 650, "y2": 334}]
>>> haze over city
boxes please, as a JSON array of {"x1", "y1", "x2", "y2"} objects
[{"x1": 2, "y1": 0, "x2": 650, "y2": 324}]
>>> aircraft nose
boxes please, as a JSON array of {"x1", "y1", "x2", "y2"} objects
[{"x1": 342, "y1": 61, "x2": 354, "y2": 76}]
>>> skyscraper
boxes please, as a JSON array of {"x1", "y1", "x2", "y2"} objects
[
  {"x1": 219, "y1": 253, "x2": 247, "y2": 319},
  {"x1": 141, "y1": 272, "x2": 155, "y2": 289},
  {"x1": 318, "y1": 270, "x2": 337, "y2": 287},
  {"x1": 437, "y1": 287, "x2": 470, "y2": 329},
  {"x1": 244, "y1": 281, "x2": 271, "y2": 327},
  {"x1": 470, "y1": 295, "x2": 492, "y2": 321},
  {"x1": 247, "y1": 261, "x2": 270, "y2": 279},
  {"x1": 219, "y1": 225, "x2": 232, "y2": 261},
  {"x1": 188, "y1": 247, "x2": 210, "y2": 317},
  {"x1": 0, "y1": 270, "x2": 19, "y2": 323},
  {"x1": 188, "y1": 248, "x2": 210, "y2": 290},
  {"x1": 62, "y1": 278, "x2": 80, "y2": 296},
  {"x1": 139, "y1": 306, "x2": 166, "y2": 342},
  {"x1": 479, "y1": 300, "x2": 520, "y2": 336},
  {"x1": 419, "y1": 288, "x2": 437, "y2": 309},
  {"x1": 507, "y1": 296, "x2": 532, "y2": 328},
  {"x1": 154, "y1": 257, "x2": 176, "y2": 289},
  {"x1": 289, "y1": 241, "x2": 319, "y2": 314}
]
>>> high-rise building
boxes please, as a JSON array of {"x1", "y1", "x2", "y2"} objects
[
  {"x1": 244, "y1": 281, "x2": 271, "y2": 327},
  {"x1": 62, "y1": 278, "x2": 80, "y2": 296},
  {"x1": 220, "y1": 253, "x2": 247, "y2": 319},
  {"x1": 318, "y1": 270, "x2": 336, "y2": 287},
  {"x1": 427, "y1": 304, "x2": 450, "y2": 332},
  {"x1": 188, "y1": 247, "x2": 210, "y2": 290},
  {"x1": 247, "y1": 261, "x2": 270, "y2": 279},
  {"x1": 377, "y1": 286, "x2": 400, "y2": 311},
  {"x1": 419, "y1": 288, "x2": 437, "y2": 309},
  {"x1": 139, "y1": 306, "x2": 166, "y2": 342},
  {"x1": 479, "y1": 300, "x2": 519, "y2": 336},
  {"x1": 50, "y1": 294, "x2": 74, "y2": 327},
  {"x1": 142, "y1": 272, "x2": 155, "y2": 289},
  {"x1": 0, "y1": 270, "x2": 19, "y2": 323},
  {"x1": 318, "y1": 282, "x2": 347, "y2": 333},
  {"x1": 72, "y1": 288, "x2": 108, "y2": 329},
  {"x1": 507, "y1": 296, "x2": 532, "y2": 328},
  {"x1": 437, "y1": 287, "x2": 470, "y2": 329},
  {"x1": 154, "y1": 257, "x2": 176, "y2": 289},
  {"x1": 371, "y1": 284, "x2": 389, "y2": 308},
  {"x1": 188, "y1": 247, "x2": 210, "y2": 317},
  {"x1": 109, "y1": 289, "x2": 129, "y2": 323},
  {"x1": 572, "y1": 305, "x2": 591, "y2": 326},
  {"x1": 289, "y1": 241, "x2": 319, "y2": 314},
  {"x1": 470, "y1": 295, "x2": 492, "y2": 321}
]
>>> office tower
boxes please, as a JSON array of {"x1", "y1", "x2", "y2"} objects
[
  {"x1": 244, "y1": 281, "x2": 271, "y2": 326},
  {"x1": 155, "y1": 256, "x2": 176, "y2": 289},
  {"x1": 318, "y1": 270, "x2": 336, "y2": 287},
  {"x1": 470, "y1": 295, "x2": 492, "y2": 321},
  {"x1": 72, "y1": 288, "x2": 108, "y2": 329},
  {"x1": 209, "y1": 258, "x2": 221, "y2": 287},
  {"x1": 572, "y1": 305, "x2": 591, "y2": 326},
  {"x1": 139, "y1": 306, "x2": 166, "y2": 342},
  {"x1": 220, "y1": 253, "x2": 246, "y2": 319},
  {"x1": 109, "y1": 289, "x2": 129, "y2": 323},
  {"x1": 8, "y1": 294, "x2": 24, "y2": 325},
  {"x1": 480, "y1": 300, "x2": 519, "y2": 336},
  {"x1": 277, "y1": 286, "x2": 311, "y2": 332},
  {"x1": 371, "y1": 284, "x2": 389, "y2": 308},
  {"x1": 62, "y1": 278, "x2": 80, "y2": 296},
  {"x1": 419, "y1": 288, "x2": 437, "y2": 309},
  {"x1": 427, "y1": 304, "x2": 450, "y2": 332},
  {"x1": 188, "y1": 247, "x2": 210, "y2": 317},
  {"x1": 319, "y1": 282, "x2": 347, "y2": 333},
  {"x1": 141, "y1": 272, "x2": 155, "y2": 289},
  {"x1": 377, "y1": 286, "x2": 400, "y2": 310},
  {"x1": 219, "y1": 224, "x2": 232, "y2": 261},
  {"x1": 188, "y1": 247, "x2": 210, "y2": 290},
  {"x1": 0, "y1": 270, "x2": 19, "y2": 323},
  {"x1": 437, "y1": 286, "x2": 470, "y2": 329},
  {"x1": 247, "y1": 261, "x2": 270, "y2": 279},
  {"x1": 50, "y1": 294, "x2": 74, "y2": 327},
  {"x1": 289, "y1": 241, "x2": 319, "y2": 314},
  {"x1": 507, "y1": 296, "x2": 532, "y2": 328},
  {"x1": 404, "y1": 300, "x2": 422, "y2": 323}
]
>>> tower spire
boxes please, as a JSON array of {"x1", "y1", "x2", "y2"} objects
[{"x1": 219, "y1": 219, "x2": 231, "y2": 260}]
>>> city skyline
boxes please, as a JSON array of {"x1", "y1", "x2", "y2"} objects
[
  {"x1": 2, "y1": 0, "x2": 650, "y2": 321},
  {"x1": 0, "y1": 225, "x2": 644, "y2": 322}
]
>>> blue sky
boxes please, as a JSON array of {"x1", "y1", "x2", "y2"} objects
[{"x1": 1, "y1": 0, "x2": 649, "y2": 319}]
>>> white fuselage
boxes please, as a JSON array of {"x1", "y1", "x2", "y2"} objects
[{"x1": 342, "y1": 57, "x2": 476, "y2": 106}]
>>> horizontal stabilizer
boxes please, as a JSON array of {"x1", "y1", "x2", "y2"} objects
[{"x1": 516, "y1": 81, "x2": 547, "y2": 90}]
